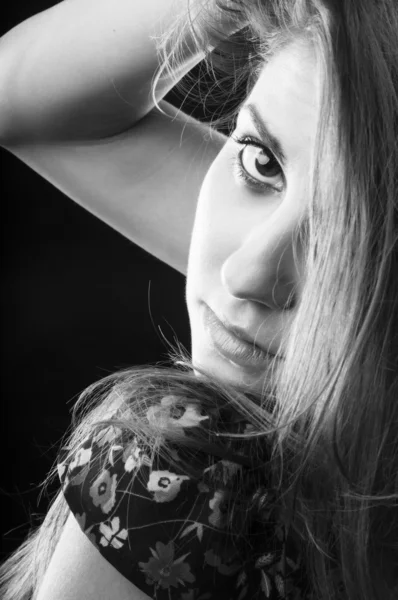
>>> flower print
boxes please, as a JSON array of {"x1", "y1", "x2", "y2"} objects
[
  {"x1": 154, "y1": 395, "x2": 187, "y2": 420},
  {"x1": 146, "y1": 403, "x2": 169, "y2": 430},
  {"x1": 138, "y1": 540, "x2": 195, "y2": 589},
  {"x1": 208, "y1": 489, "x2": 228, "y2": 528},
  {"x1": 60, "y1": 445, "x2": 92, "y2": 487},
  {"x1": 180, "y1": 522, "x2": 204, "y2": 543},
  {"x1": 203, "y1": 460, "x2": 242, "y2": 487},
  {"x1": 255, "y1": 551, "x2": 285, "y2": 599},
  {"x1": 57, "y1": 462, "x2": 68, "y2": 486},
  {"x1": 146, "y1": 397, "x2": 208, "y2": 435},
  {"x1": 108, "y1": 444, "x2": 124, "y2": 466},
  {"x1": 255, "y1": 553, "x2": 276, "y2": 569},
  {"x1": 68, "y1": 463, "x2": 91, "y2": 487},
  {"x1": 122, "y1": 438, "x2": 152, "y2": 472},
  {"x1": 274, "y1": 572, "x2": 285, "y2": 597},
  {"x1": 74, "y1": 511, "x2": 87, "y2": 530},
  {"x1": 172, "y1": 403, "x2": 209, "y2": 428},
  {"x1": 93, "y1": 425, "x2": 121, "y2": 447},
  {"x1": 147, "y1": 470, "x2": 190, "y2": 503},
  {"x1": 260, "y1": 570, "x2": 273, "y2": 597},
  {"x1": 168, "y1": 447, "x2": 181, "y2": 463},
  {"x1": 274, "y1": 520, "x2": 286, "y2": 543},
  {"x1": 204, "y1": 549, "x2": 241, "y2": 576},
  {"x1": 98, "y1": 516, "x2": 128, "y2": 549},
  {"x1": 74, "y1": 512, "x2": 97, "y2": 546},
  {"x1": 124, "y1": 452, "x2": 142, "y2": 472},
  {"x1": 69, "y1": 446, "x2": 92, "y2": 471},
  {"x1": 89, "y1": 469, "x2": 118, "y2": 513},
  {"x1": 243, "y1": 422, "x2": 257, "y2": 434},
  {"x1": 237, "y1": 585, "x2": 249, "y2": 600},
  {"x1": 236, "y1": 570, "x2": 248, "y2": 588},
  {"x1": 197, "y1": 481, "x2": 210, "y2": 494}
]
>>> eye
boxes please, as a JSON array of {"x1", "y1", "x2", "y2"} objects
[{"x1": 231, "y1": 134, "x2": 284, "y2": 193}]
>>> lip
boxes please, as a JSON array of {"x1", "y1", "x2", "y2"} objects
[{"x1": 203, "y1": 304, "x2": 280, "y2": 370}]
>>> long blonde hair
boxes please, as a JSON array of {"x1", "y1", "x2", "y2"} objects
[{"x1": 1, "y1": 1, "x2": 398, "y2": 599}]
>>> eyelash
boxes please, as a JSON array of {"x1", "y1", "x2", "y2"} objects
[{"x1": 230, "y1": 133, "x2": 284, "y2": 193}]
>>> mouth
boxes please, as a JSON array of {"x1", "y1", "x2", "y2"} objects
[{"x1": 203, "y1": 304, "x2": 280, "y2": 371}]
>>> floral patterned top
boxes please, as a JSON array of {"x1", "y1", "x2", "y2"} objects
[{"x1": 57, "y1": 397, "x2": 313, "y2": 599}]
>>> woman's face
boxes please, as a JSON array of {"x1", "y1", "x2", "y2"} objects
[{"x1": 186, "y1": 40, "x2": 320, "y2": 393}]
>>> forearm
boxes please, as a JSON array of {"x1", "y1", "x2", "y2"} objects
[{"x1": 0, "y1": 0, "x2": 229, "y2": 144}]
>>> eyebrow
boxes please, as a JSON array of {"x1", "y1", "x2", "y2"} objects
[{"x1": 239, "y1": 103, "x2": 287, "y2": 166}]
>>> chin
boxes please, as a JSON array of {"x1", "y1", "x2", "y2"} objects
[{"x1": 191, "y1": 337, "x2": 273, "y2": 395}]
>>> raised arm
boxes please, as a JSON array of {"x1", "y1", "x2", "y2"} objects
[
  {"x1": 0, "y1": 0, "x2": 234, "y2": 273},
  {"x1": 0, "y1": 0, "x2": 204, "y2": 143},
  {"x1": 4, "y1": 101, "x2": 225, "y2": 275},
  {"x1": 0, "y1": 0, "x2": 237, "y2": 144}
]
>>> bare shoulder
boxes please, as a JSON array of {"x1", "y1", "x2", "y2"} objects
[
  {"x1": 3, "y1": 101, "x2": 227, "y2": 275},
  {"x1": 35, "y1": 512, "x2": 152, "y2": 600}
]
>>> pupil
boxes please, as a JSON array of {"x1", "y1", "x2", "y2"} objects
[{"x1": 255, "y1": 151, "x2": 279, "y2": 177}]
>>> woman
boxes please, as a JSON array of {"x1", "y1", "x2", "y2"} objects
[{"x1": 0, "y1": 0, "x2": 397, "y2": 598}]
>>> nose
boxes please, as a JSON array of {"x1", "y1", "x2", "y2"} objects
[{"x1": 220, "y1": 207, "x2": 305, "y2": 311}]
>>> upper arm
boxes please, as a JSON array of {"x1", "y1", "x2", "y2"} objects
[
  {"x1": 35, "y1": 512, "x2": 151, "y2": 600},
  {"x1": 0, "y1": 0, "x2": 201, "y2": 141},
  {"x1": 3, "y1": 101, "x2": 227, "y2": 275}
]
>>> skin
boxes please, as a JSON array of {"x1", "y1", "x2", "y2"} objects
[
  {"x1": 186, "y1": 39, "x2": 321, "y2": 393},
  {"x1": 27, "y1": 34, "x2": 346, "y2": 600}
]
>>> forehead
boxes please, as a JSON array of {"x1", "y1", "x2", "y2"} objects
[{"x1": 244, "y1": 41, "x2": 320, "y2": 164}]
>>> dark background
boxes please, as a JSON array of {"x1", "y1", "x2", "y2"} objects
[{"x1": 0, "y1": 1, "x2": 203, "y2": 560}]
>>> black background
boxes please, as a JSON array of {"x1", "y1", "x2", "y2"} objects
[{"x1": 0, "y1": 1, "x2": 200, "y2": 560}]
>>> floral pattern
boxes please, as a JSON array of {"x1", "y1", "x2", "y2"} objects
[
  {"x1": 139, "y1": 541, "x2": 195, "y2": 589},
  {"x1": 98, "y1": 516, "x2": 128, "y2": 549},
  {"x1": 147, "y1": 470, "x2": 191, "y2": 503},
  {"x1": 89, "y1": 468, "x2": 118, "y2": 513},
  {"x1": 57, "y1": 401, "x2": 312, "y2": 599},
  {"x1": 208, "y1": 489, "x2": 228, "y2": 528}
]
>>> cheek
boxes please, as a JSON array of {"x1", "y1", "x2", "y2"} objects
[{"x1": 186, "y1": 149, "x2": 235, "y2": 297}]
